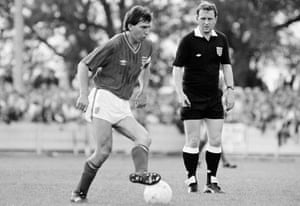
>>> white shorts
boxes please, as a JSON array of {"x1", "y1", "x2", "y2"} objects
[{"x1": 85, "y1": 88, "x2": 133, "y2": 124}]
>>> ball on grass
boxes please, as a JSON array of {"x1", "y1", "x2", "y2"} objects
[{"x1": 144, "y1": 180, "x2": 172, "y2": 204}]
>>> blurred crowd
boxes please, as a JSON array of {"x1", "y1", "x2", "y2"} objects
[
  {"x1": 0, "y1": 69, "x2": 81, "y2": 124},
  {"x1": 1, "y1": 69, "x2": 299, "y2": 146}
]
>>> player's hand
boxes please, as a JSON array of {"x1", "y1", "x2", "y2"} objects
[
  {"x1": 224, "y1": 89, "x2": 235, "y2": 112},
  {"x1": 76, "y1": 94, "x2": 89, "y2": 112},
  {"x1": 178, "y1": 92, "x2": 191, "y2": 107},
  {"x1": 135, "y1": 92, "x2": 147, "y2": 108}
]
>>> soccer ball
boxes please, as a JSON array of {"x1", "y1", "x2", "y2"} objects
[{"x1": 143, "y1": 180, "x2": 172, "y2": 204}]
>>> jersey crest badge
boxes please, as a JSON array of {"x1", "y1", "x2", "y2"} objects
[{"x1": 216, "y1": 47, "x2": 223, "y2": 56}]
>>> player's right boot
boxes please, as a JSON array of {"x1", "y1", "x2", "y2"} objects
[
  {"x1": 129, "y1": 171, "x2": 161, "y2": 185},
  {"x1": 70, "y1": 191, "x2": 87, "y2": 203},
  {"x1": 185, "y1": 176, "x2": 198, "y2": 193}
]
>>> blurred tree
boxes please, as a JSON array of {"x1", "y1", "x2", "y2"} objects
[
  {"x1": 214, "y1": 0, "x2": 300, "y2": 88},
  {"x1": 1, "y1": 0, "x2": 127, "y2": 86},
  {"x1": 1, "y1": 0, "x2": 300, "y2": 89}
]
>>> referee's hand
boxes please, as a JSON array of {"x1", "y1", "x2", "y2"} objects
[
  {"x1": 224, "y1": 89, "x2": 235, "y2": 112},
  {"x1": 76, "y1": 94, "x2": 89, "y2": 112},
  {"x1": 178, "y1": 93, "x2": 191, "y2": 107}
]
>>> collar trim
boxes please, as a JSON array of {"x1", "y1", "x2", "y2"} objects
[
  {"x1": 123, "y1": 32, "x2": 141, "y2": 54},
  {"x1": 194, "y1": 27, "x2": 218, "y2": 38}
]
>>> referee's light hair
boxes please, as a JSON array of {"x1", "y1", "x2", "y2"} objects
[
  {"x1": 122, "y1": 5, "x2": 152, "y2": 31},
  {"x1": 196, "y1": 0, "x2": 218, "y2": 17}
]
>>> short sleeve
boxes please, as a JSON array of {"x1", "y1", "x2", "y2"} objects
[
  {"x1": 81, "y1": 41, "x2": 114, "y2": 73},
  {"x1": 220, "y1": 36, "x2": 231, "y2": 65},
  {"x1": 173, "y1": 37, "x2": 189, "y2": 67},
  {"x1": 141, "y1": 39, "x2": 153, "y2": 69}
]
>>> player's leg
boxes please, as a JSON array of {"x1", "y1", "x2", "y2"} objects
[
  {"x1": 198, "y1": 130, "x2": 208, "y2": 167},
  {"x1": 203, "y1": 118, "x2": 224, "y2": 193},
  {"x1": 71, "y1": 118, "x2": 113, "y2": 202},
  {"x1": 199, "y1": 120, "x2": 208, "y2": 153},
  {"x1": 114, "y1": 116, "x2": 161, "y2": 185},
  {"x1": 182, "y1": 120, "x2": 202, "y2": 193}
]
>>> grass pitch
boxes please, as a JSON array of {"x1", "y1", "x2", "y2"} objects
[{"x1": 0, "y1": 153, "x2": 300, "y2": 206}]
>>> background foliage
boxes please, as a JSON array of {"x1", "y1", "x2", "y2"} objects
[{"x1": 1, "y1": 0, "x2": 300, "y2": 89}]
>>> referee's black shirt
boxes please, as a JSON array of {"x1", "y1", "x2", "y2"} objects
[{"x1": 173, "y1": 28, "x2": 231, "y2": 99}]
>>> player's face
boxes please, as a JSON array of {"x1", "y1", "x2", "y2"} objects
[
  {"x1": 129, "y1": 21, "x2": 152, "y2": 43},
  {"x1": 197, "y1": 10, "x2": 216, "y2": 35}
]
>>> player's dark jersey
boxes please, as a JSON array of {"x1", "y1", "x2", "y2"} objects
[
  {"x1": 82, "y1": 33, "x2": 152, "y2": 100},
  {"x1": 173, "y1": 29, "x2": 231, "y2": 99}
]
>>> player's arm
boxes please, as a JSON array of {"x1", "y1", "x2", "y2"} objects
[
  {"x1": 172, "y1": 66, "x2": 190, "y2": 107},
  {"x1": 75, "y1": 61, "x2": 90, "y2": 112},
  {"x1": 139, "y1": 65, "x2": 150, "y2": 92},
  {"x1": 222, "y1": 64, "x2": 235, "y2": 111},
  {"x1": 135, "y1": 59, "x2": 151, "y2": 108},
  {"x1": 138, "y1": 56, "x2": 151, "y2": 92}
]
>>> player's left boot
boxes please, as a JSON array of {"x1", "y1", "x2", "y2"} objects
[
  {"x1": 70, "y1": 191, "x2": 87, "y2": 203},
  {"x1": 129, "y1": 171, "x2": 161, "y2": 185},
  {"x1": 185, "y1": 176, "x2": 198, "y2": 193}
]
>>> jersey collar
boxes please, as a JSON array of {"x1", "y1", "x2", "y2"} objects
[
  {"x1": 123, "y1": 32, "x2": 141, "y2": 54},
  {"x1": 194, "y1": 27, "x2": 218, "y2": 38}
]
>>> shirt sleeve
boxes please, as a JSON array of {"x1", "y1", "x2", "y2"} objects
[
  {"x1": 220, "y1": 35, "x2": 231, "y2": 65},
  {"x1": 142, "y1": 40, "x2": 153, "y2": 70},
  {"x1": 81, "y1": 41, "x2": 114, "y2": 73},
  {"x1": 173, "y1": 37, "x2": 189, "y2": 67}
]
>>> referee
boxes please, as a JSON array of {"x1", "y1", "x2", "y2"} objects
[{"x1": 172, "y1": 1, "x2": 235, "y2": 194}]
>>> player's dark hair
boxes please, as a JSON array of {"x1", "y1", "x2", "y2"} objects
[
  {"x1": 122, "y1": 6, "x2": 152, "y2": 31},
  {"x1": 196, "y1": 1, "x2": 218, "y2": 17}
]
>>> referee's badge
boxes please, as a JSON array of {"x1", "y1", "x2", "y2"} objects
[{"x1": 216, "y1": 47, "x2": 223, "y2": 56}]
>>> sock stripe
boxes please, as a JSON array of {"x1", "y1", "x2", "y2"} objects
[
  {"x1": 87, "y1": 160, "x2": 99, "y2": 170},
  {"x1": 183, "y1": 146, "x2": 199, "y2": 154},
  {"x1": 136, "y1": 144, "x2": 149, "y2": 153},
  {"x1": 206, "y1": 145, "x2": 221, "y2": 153}
]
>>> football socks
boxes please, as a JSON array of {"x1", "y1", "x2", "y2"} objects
[
  {"x1": 131, "y1": 144, "x2": 149, "y2": 173},
  {"x1": 74, "y1": 160, "x2": 99, "y2": 195},
  {"x1": 205, "y1": 145, "x2": 221, "y2": 184},
  {"x1": 182, "y1": 146, "x2": 199, "y2": 178}
]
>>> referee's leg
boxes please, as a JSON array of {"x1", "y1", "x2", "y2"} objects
[{"x1": 204, "y1": 118, "x2": 224, "y2": 193}]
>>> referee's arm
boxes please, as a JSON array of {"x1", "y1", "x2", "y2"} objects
[
  {"x1": 173, "y1": 66, "x2": 190, "y2": 107},
  {"x1": 222, "y1": 64, "x2": 235, "y2": 111},
  {"x1": 172, "y1": 66, "x2": 184, "y2": 97},
  {"x1": 222, "y1": 64, "x2": 234, "y2": 89}
]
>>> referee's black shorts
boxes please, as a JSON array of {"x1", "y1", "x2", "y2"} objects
[{"x1": 180, "y1": 94, "x2": 224, "y2": 120}]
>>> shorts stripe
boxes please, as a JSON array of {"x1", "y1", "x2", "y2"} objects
[{"x1": 89, "y1": 88, "x2": 98, "y2": 121}]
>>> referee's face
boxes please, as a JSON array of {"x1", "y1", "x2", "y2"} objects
[
  {"x1": 197, "y1": 10, "x2": 217, "y2": 35},
  {"x1": 129, "y1": 21, "x2": 152, "y2": 43}
]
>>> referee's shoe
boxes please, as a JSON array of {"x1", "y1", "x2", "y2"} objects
[
  {"x1": 185, "y1": 176, "x2": 198, "y2": 193},
  {"x1": 203, "y1": 182, "x2": 224, "y2": 193}
]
